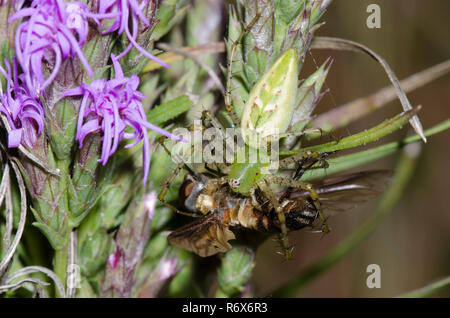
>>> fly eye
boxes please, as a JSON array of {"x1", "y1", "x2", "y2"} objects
[
  {"x1": 179, "y1": 180, "x2": 194, "y2": 203},
  {"x1": 229, "y1": 179, "x2": 240, "y2": 188}
]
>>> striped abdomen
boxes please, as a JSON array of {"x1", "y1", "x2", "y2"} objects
[{"x1": 221, "y1": 196, "x2": 318, "y2": 232}]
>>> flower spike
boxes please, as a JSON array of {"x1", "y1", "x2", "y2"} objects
[{"x1": 63, "y1": 54, "x2": 184, "y2": 183}]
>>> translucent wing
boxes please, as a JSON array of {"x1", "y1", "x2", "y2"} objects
[
  {"x1": 168, "y1": 213, "x2": 236, "y2": 257},
  {"x1": 288, "y1": 170, "x2": 393, "y2": 214}
]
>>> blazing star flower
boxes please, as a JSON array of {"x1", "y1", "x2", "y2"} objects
[
  {"x1": 98, "y1": 0, "x2": 170, "y2": 67},
  {"x1": 9, "y1": 0, "x2": 95, "y2": 94},
  {"x1": 0, "y1": 58, "x2": 44, "y2": 148},
  {"x1": 62, "y1": 55, "x2": 184, "y2": 183}
]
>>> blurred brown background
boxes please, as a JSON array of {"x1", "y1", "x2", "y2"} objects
[{"x1": 251, "y1": 0, "x2": 450, "y2": 297}]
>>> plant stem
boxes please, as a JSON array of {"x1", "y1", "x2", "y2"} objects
[
  {"x1": 282, "y1": 107, "x2": 420, "y2": 156},
  {"x1": 53, "y1": 244, "x2": 68, "y2": 297},
  {"x1": 311, "y1": 60, "x2": 450, "y2": 132},
  {"x1": 142, "y1": 42, "x2": 225, "y2": 73},
  {"x1": 301, "y1": 119, "x2": 450, "y2": 181},
  {"x1": 215, "y1": 288, "x2": 228, "y2": 298},
  {"x1": 396, "y1": 276, "x2": 450, "y2": 298},
  {"x1": 270, "y1": 142, "x2": 422, "y2": 297}
]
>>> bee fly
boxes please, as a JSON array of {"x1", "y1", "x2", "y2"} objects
[{"x1": 167, "y1": 170, "x2": 393, "y2": 257}]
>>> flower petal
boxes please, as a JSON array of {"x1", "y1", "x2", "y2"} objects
[{"x1": 8, "y1": 128, "x2": 23, "y2": 148}]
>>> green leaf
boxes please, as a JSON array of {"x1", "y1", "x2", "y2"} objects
[
  {"x1": 69, "y1": 184, "x2": 114, "y2": 228},
  {"x1": 152, "y1": 0, "x2": 189, "y2": 41},
  {"x1": 147, "y1": 95, "x2": 193, "y2": 126},
  {"x1": 32, "y1": 221, "x2": 67, "y2": 251}
]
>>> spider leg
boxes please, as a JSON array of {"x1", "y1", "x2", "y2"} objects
[
  {"x1": 224, "y1": 8, "x2": 262, "y2": 127},
  {"x1": 258, "y1": 179, "x2": 293, "y2": 261}
]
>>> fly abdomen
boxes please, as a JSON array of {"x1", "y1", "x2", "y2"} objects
[
  {"x1": 227, "y1": 197, "x2": 318, "y2": 233},
  {"x1": 282, "y1": 199, "x2": 318, "y2": 231},
  {"x1": 256, "y1": 213, "x2": 279, "y2": 232},
  {"x1": 225, "y1": 198, "x2": 264, "y2": 231}
]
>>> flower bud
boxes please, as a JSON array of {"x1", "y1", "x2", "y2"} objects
[
  {"x1": 292, "y1": 57, "x2": 332, "y2": 131},
  {"x1": 217, "y1": 247, "x2": 255, "y2": 297},
  {"x1": 101, "y1": 189, "x2": 154, "y2": 297}
]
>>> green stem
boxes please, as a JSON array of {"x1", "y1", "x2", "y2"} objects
[
  {"x1": 396, "y1": 276, "x2": 450, "y2": 298},
  {"x1": 215, "y1": 288, "x2": 229, "y2": 298},
  {"x1": 310, "y1": 60, "x2": 450, "y2": 133},
  {"x1": 282, "y1": 108, "x2": 419, "y2": 156},
  {"x1": 53, "y1": 244, "x2": 68, "y2": 297},
  {"x1": 270, "y1": 142, "x2": 421, "y2": 297},
  {"x1": 301, "y1": 119, "x2": 450, "y2": 181}
]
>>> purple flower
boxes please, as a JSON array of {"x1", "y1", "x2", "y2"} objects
[
  {"x1": 98, "y1": 0, "x2": 170, "y2": 68},
  {"x1": 62, "y1": 55, "x2": 184, "y2": 183},
  {"x1": 0, "y1": 58, "x2": 44, "y2": 148},
  {"x1": 9, "y1": 0, "x2": 95, "y2": 94}
]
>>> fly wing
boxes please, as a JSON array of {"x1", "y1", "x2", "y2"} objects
[
  {"x1": 168, "y1": 213, "x2": 236, "y2": 257},
  {"x1": 288, "y1": 170, "x2": 393, "y2": 214}
]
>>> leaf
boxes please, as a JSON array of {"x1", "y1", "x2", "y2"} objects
[
  {"x1": 32, "y1": 222, "x2": 66, "y2": 251},
  {"x1": 152, "y1": 0, "x2": 189, "y2": 41},
  {"x1": 146, "y1": 95, "x2": 193, "y2": 126}
]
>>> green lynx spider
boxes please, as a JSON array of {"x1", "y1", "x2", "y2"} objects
[{"x1": 158, "y1": 10, "x2": 330, "y2": 260}]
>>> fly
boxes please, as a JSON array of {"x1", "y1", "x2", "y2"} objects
[{"x1": 167, "y1": 170, "x2": 392, "y2": 257}]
